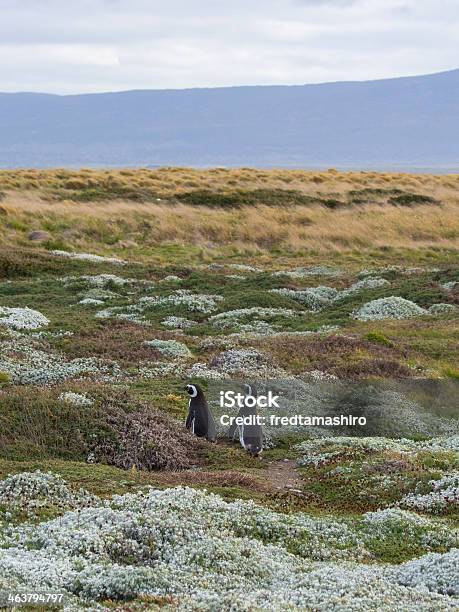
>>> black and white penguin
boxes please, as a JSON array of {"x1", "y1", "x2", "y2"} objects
[
  {"x1": 228, "y1": 384, "x2": 263, "y2": 457},
  {"x1": 185, "y1": 384, "x2": 217, "y2": 442}
]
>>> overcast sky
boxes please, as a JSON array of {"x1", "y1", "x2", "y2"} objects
[{"x1": 1, "y1": 0, "x2": 458, "y2": 94}]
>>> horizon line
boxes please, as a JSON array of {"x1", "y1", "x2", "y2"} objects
[{"x1": 1, "y1": 66, "x2": 457, "y2": 98}]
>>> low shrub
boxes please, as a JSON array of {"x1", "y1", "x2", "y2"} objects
[
  {"x1": 364, "y1": 331, "x2": 393, "y2": 347},
  {"x1": 0, "y1": 247, "x2": 90, "y2": 278},
  {"x1": 0, "y1": 370, "x2": 11, "y2": 386},
  {"x1": 174, "y1": 189, "x2": 320, "y2": 209},
  {"x1": 389, "y1": 194, "x2": 439, "y2": 207},
  {"x1": 0, "y1": 387, "x2": 202, "y2": 470}
]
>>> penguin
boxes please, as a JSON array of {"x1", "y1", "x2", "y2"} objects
[
  {"x1": 185, "y1": 384, "x2": 217, "y2": 442},
  {"x1": 228, "y1": 384, "x2": 263, "y2": 457}
]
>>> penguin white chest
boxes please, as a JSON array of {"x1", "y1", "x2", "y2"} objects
[{"x1": 189, "y1": 398, "x2": 195, "y2": 433}]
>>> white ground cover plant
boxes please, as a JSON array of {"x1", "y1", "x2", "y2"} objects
[
  {"x1": 210, "y1": 348, "x2": 286, "y2": 378},
  {"x1": 393, "y1": 548, "x2": 459, "y2": 596},
  {"x1": 30, "y1": 330, "x2": 74, "y2": 339},
  {"x1": 420, "y1": 436, "x2": 459, "y2": 453},
  {"x1": 0, "y1": 337, "x2": 122, "y2": 385},
  {"x1": 0, "y1": 471, "x2": 96, "y2": 517},
  {"x1": 334, "y1": 277, "x2": 390, "y2": 300},
  {"x1": 0, "y1": 307, "x2": 49, "y2": 330},
  {"x1": 360, "y1": 507, "x2": 458, "y2": 551},
  {"x1": 400, "y1": 473, "x2": 459, "y2": 514},
  {"x1": 227, "y1": 263, "x2": 262, "y2": 272},
  {"x1": 273, "y1": 266, "x2": 342, "y2": 278},
  {"x1": 441, "y1": 281, "x2": 458, "y2": 292},
  {"x1": 272, "y1": 278, "x2": 390, "y2": 311},
  {"x1": 0, "y1": 474, "x2": 457, "y2": 610},
  {"x1": 161, "y1": 316, "x2": 197, "y2": 330},
  {"x1": 236, "y1": 320, "x2": 279, "y2": 335},
  {"x1": 296, "y1": 436, "x2": 440, "y2": 469},
  {"x1": 363, "y1": 391, "x2": 459, "y2": 438},
  {"x1": 138, "y1": 362, "x2": 185, "y2": 379},
  {"x1": 139, "y1": 290, "x2": 224, "y2": 314},
  {"x1": 352, "y1": 297, "x2": 428, "y2": 321},
  {"x1": 58, "y1": 391, "x2": 94, "y2": 407},
  {"x1": 62, "y1": 274, "x2": 134, "y2": 287},
  {"x1": 198, "y1": 336, "x2": 238, "y2": 351},
  {"x1": 95, "y1": 307, "x2": 149, "y2": 325},
  {"x1": 358, "y1": 266, "x2": 439, "y2": 278},
  {"x1": 428, "y1": 303, "x2": 457, "y2": 315},
  {"x1": 160, "y1": 275, "x2": 182, "y2": 282},
  {"x1": 303, "y1": 370, "x2": 339, "y2": 382},
  {"x1": 78, "y1": 297, "x2": 104, "y2": 305},
  {"x1": 296, "y1": 435, "x2": 459, "y2": 464},
  {"x1": 144, "y1": 339, "x2": 191, "y2": 359},
  {"x1": 78, "y1": 287, "x2": 120, "y2": 301},
  {"x1": 51, "y1": 250, "x2": 126, "y2": 264},
  {"x1": 271, "y1": 287, "x2": 338, "y2": 311},
  {"x1": 209, "y1": 307, "x2": 299, "y2": 330},
  {"x1": 185, "y1": 362, "x2": 229, "y2": 380},
  {"x1": 232, "y1": 325, "x2": 340, "y2": 340}
]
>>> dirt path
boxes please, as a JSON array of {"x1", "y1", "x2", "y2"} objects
[{"x1": 264, "y1": 459, "x2": 303, "y2": 492}]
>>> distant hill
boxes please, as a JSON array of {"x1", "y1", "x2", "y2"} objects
[{"x1": 0, "y1": 69, "x2": 458, "y2": 169}]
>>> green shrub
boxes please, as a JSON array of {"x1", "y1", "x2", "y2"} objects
[
  {"x1": 364, "y1": 331, "x2": 393, "y2": 347},
  {"x1": 348, "y1": 188, "x2": 404, "y2": 199},
  {"x1": 64, "y1": 186, "x2": 160, "y2": 202},
  {"x1": 221, "y1": 289, "x2": 303, "y2": 311},
  {"x1": 389, "y1": 194, "x2": 439, "y2": 207},
  {"x1": 175, "y1": 189, "x2": 320, "y2": 209},
  {"x1": 321, "y1": 198, "x2": 347, "y2": 209},
  {"x1": 443, "y1": 366, "x2": 459, "y2": 379},
  {"x1": 0, "y1": 387, "x2": 201, "y2": 470},
  {"x1": 0, "y1": 371, "x2": 11, "y2": 386}
]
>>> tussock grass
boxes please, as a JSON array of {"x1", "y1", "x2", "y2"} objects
[
  {"x1": 1, "y1": 192, "x2": 458, "y2": 260},
  {"x1": 1, "y1": 167, "x2": 458, "y2": 200},
  {"x1": 0, "y1": 168, "x2": 457, "y2": 261}
]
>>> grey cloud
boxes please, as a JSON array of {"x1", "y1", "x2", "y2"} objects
[{"x1": 0, "y1": 0, "x2": 457, "y2": 93}]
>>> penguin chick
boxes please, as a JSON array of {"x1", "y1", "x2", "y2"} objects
[{"x1": 185, "y1": 384, "x2": 217, "y2": 442}]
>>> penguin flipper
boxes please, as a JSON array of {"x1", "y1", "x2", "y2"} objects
[{"x1": 185, "y1": 409, "x2": 194, "y2": 430}]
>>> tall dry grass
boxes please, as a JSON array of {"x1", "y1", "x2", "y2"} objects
[
  {"x1": 1, "y1": 167, "x2": 459, "y2": 200},
  {"x1": 1, "y1": 191, "x2": 458, "y2": 256}
]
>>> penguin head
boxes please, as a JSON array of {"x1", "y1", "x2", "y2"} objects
[
  {"x1": 185, "y1": 383, "x2": 201, "y2": 398},
  {"x1": 247, "y1": 444, "x2": 263, "y2": 457}
]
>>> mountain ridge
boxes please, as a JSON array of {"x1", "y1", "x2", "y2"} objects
[
  {"x1": 1, "y1": 69, "x2": 458, "y2": 169},
  {"x1": 2, "y1": 67, "x2": 458, "y2": 97}
]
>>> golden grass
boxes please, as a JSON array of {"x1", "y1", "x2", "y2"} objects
[
  {"x1": 1, "y1": 166, "x2": 459, "y2": 199},
  {"x1": 0, "y1": 168, "x2": 458, "y2": 261},
  {"x1": 2, "y1": 193, "x2": 458, "y2": 256}
]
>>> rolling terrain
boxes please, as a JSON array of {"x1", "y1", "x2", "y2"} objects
[{"x1": 0, "y1": 168, "x2": 458, "y2": 610}]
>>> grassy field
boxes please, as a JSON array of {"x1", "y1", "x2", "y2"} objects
[{"x1": 0, "y1": 168, "x2": 458, "y2": 609}]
